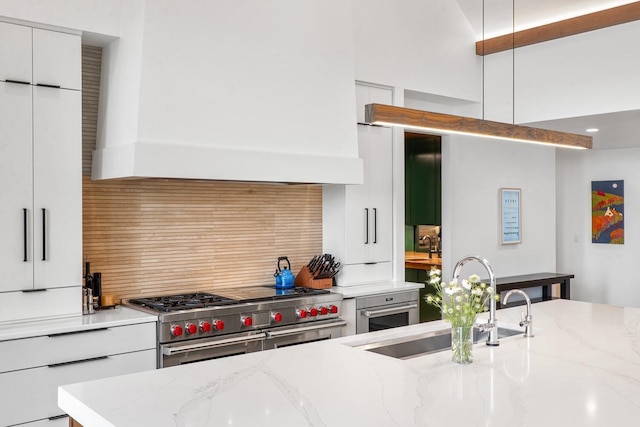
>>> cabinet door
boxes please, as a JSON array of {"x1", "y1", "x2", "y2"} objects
[
  {"x1": 0, "y1": 81, "x2": 33, "y2": 291},
  {"x1": 0, "y1": 22, "x2": 32, "y2": 83},
  {"x1": 367, "y1": 126, "x2": 393, "y2": 263},
  {"x1": 344, "y1": 126, "x2": 373, "y2": 264},
  {"x1": 0, "y1": 350, "x2": 156, "y2": 426},
  {"x1": 32, "y1": 29, "x2": 81, "y2": 91},
  {"x1": 32, "y1": 87, "x2": 82, "y2": 289}
]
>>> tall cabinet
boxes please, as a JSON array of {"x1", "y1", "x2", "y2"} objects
[
  {"x1": 323, "y1": 84, "x2": 393, "y2": 285},
  {"x1": 0, "y1": 21, "x2": 82, "y2": 322}
]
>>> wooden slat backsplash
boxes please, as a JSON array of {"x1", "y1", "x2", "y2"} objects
[
  {"x1": 83, "y1": 177, "x2": 322, "y2": 300},
  {"x1": 81, "y1": 47, "x2": 322, "y2": 301}
]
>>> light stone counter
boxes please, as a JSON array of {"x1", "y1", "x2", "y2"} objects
[
  {"x1": 0, "y1": 306, "x2": 157, "y2": 342},
  {"x1": 59, "y1": 300, "x2": 640, "y2": 426},
  {"x1": 331, "y1": 280, "x2": 424, "y2": 298}
]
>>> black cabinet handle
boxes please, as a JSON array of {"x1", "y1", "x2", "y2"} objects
[
  {"x1": 36, "y1": 83, "x2": 61, "y2": 89},
  {"x1": 23, "y1": 208, "x2": 28, "y2": 262},
  {"x1": 373, "y1": 208, "x2": 378, "y2": 244},
  {"x1": 42, "y1": 208, "x2": 46, "y2": 261},
  {"x1": 364, "y1": 208, "x2": 369, "y2": 244},
  {"x1": 22, "y1": 288, "x2": 47, "y2": 293},
  {"x1": 48, "y1": 355, "x2": 108, "y2": 368},
  {"x1": 5, "y1": 79, "x2": 31, "y2": 85},
  {"x1": 48, "y1": 414, "x2": 69, "y2": 421}
]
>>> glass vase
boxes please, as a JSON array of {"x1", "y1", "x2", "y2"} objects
[{"x1": 451, "y1": 325, "x2": 473, "y2": 364}]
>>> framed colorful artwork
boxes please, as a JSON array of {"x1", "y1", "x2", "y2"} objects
[
  {"x1": 500, "y1": 188, "x2": 521, "y2": 244},
  {"x1": 592, "y1": 180, "x2": 624, "y2": 244}
]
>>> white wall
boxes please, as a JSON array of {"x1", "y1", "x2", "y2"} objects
[
  {"x1": 351, "y1": 0, "x2": 481, "y2": 103},
  {"x1": 484, "y1": 20, "x2": 640, "y2": 124},
  {"x1": 441, "y1": 135, "x2": 557, "y2": 283},
  {"x1": 557, "y1": 148, "x2": 640, "y2": 307}
]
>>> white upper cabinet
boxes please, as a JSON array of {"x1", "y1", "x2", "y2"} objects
[
  {"x1": 0, "y1": 81, "x2": 33, "y2": 291},
  {"x1": 355, "y1": 83, "x2": 393, "y2": 124},
  {"x1": 32, "y1": 28, "x2": 81, "y2": 90},
  {"x1": 0, "y1": 22, "x2": 81, "y2": 90},
  {"x1": 0, "y1": 22, "x2": 32, "y2": 84},
  {"x1": 32, "y1": 87, "x2": 82, "y2": 289}
]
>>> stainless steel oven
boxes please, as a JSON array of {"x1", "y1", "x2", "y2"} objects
[
  {"x1": 125, "y1": 287, "x2": 345, "y2": 368},
  {"x1": 161, "y1": 331, "x2": 265, "y2": 367},
  {"x1": 356, "y1": 290, "x2": 419, "y2": 334},
  {"x1": 264, "y1": 318, "x2": 347, "y2": 350}
]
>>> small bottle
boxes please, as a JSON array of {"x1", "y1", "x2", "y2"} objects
[{"x1": 87, "y1": 288, "x2": 95, "y2": 315}]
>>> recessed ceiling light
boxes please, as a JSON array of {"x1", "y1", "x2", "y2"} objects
[{"x1": 586, "y1": 128, "x2": 599, "y2": 133}]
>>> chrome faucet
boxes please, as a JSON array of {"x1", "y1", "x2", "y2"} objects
[
  {"x1": 503, "y1": 289, "x2": 534, "y2": 338},
  {"x1": 452, "y1": 255, "x2": 499, "y2": 346}
]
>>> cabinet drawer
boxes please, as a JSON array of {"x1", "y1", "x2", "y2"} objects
[
  {"x1": 0, "y1": 349, "x2": 155, "y2": 427},
  {"x1": 0, "y1": 287, "x2": 81, "y2": 323},
  {"x1": 0, "y1": 322, "x2": 156, "y2": 373}
]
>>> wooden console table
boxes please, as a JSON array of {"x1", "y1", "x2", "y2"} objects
[{"x1": 492, "y1": 272, "x2": 574, "y2": 309}]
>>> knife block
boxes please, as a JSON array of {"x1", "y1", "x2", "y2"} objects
[{"x1": 295, "y1": 266, "x2": 333, "y2": 289}]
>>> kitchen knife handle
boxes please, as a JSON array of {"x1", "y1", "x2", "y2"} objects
[
  {"x1": 364, "y1": 208, "x2": 369, "y2": 244},
  {"x1": 373, "y1": 208, "x2": 378, "y2": 244},
  {"x1": 41, "y1": 208, "x2": 46, "y2": 261},
  {"x1": 23, "y1": 208, "x2": 28, "y2": 262}
]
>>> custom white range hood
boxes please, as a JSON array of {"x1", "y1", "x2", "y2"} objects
[{"x1": 92, "y1": 0, "x2": 363, "y2": 185}]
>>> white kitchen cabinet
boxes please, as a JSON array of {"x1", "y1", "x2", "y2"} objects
[
  {"x1": 32, "y1": 86, "x2": 82, "y2": 289},
  {"x1": 323, "y1": 84, "x2": 393, "y2": 285},
  {"x1": 0, "y1": 322, "x2": 157, "y2": 426},
  {"x1": 32, "y1": 28, "x2": 81, "y2": 90},
  {"x1": 0, "y1": 22, "x2": 81, "y2": 90},
  {"x1": 355, "y1": 83, "x2": 393, "y2": 124},
  {"x1": 344, "y1": 124, "x2": 393, "y2": 265},
  {"x1": 341, "y1": 298, "x2": 356, "y2": 336},
  {"x1": 0, "y1": 23, "x2": 81, "y2": 321},
  {"x1": 0, "y1": 84, "x2": 81, "y2": 296},
  {"x1": 0, "y1": 21, "x2": 32, "y2": 84},
  {"x1": 0, "y1": 81, "x2": 33, "y2": 291}
]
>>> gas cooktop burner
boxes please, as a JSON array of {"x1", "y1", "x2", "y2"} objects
[
  {"x1": 128, "y1": 292, "x2": 237, "y2": 313},
  {"x1": 127, "y1": 287, "x2": 332, "y2": 313}
]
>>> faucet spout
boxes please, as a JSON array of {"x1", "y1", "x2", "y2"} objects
[
  {"x1": 452, "y1": 255, "x2": 499, "y2": 346},
  {"x1": 503, "y1": 289, "x2": 534, "y2": 338}
]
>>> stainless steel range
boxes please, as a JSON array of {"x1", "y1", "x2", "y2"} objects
[{"x1": 126, "y1": 286, "x2": 345, "y2": 368}]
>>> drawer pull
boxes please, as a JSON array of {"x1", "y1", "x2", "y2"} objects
[
  {"x1": 48, "y1": 327, "x2": 109, "y2": 338},
  {"x1": 49, "y1": 414, "x2": 69, "y2": 421},
  {"x1": 22, "y1": 288, "x2": 47, "y2": 293},
  {"x1": 5, "y1": 79, "x2": 31, "y2": 85},
  {"x1": 36, "y1": 83, "x2": 61, "y2": 89},
  {"x1": 48, "y1": 355, "x2": 108, "y2": 368}
]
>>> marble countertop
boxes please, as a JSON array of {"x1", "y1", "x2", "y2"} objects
[
  {"x1": 59, "y1": 300, "x2": 640, "y2": 426},
  {"x1": 0, "y1": 306, "x2": 157, "y2": 342},
  {"x1": 331, "y1": 280, "x2": 424, "y2": 298}
]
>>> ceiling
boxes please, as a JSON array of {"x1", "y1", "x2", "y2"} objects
[{"x1": 455, "y1": 0, "x2": 640, "y2": 150}]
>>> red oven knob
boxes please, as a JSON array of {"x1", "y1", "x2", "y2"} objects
[
  {"x1": 200, "y1": 321, "x2": 212, "y2": 333},
  {"x1": 185, "y1": 323, "x2": 197, "y2": 335},
  {"x1": 309, "y1": 308, "x2": 318, "y2": 317},
  {"x1": 296, "y1": 309, "x2": 307, "y2": 319},
  {"x1": 242, "y1": 316, "x2": 253, "y2": 327},
  {"x1": 329, "y1": 305, "x2": 338, "y2": 314},
  {"x1": 319, "y1": 306, "x2": 328, "y2": 316},
  {"x1": 272, "y1": 312, "x2": 283, "y2": 323},
  {"x1": 213, "y1": 320, "x2": 225, "y2": 331},
  {"x1": 170, "y1": 324, "x2": 183, "y2": 337}
]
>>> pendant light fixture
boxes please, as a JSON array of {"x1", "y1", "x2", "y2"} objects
[{"x1": 364, "y1": 1, "x2": 592, "y2": 150}]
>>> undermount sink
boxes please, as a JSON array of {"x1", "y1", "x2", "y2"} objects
[{"x1": 356, "y1": 326, "x2": 523, "y2": 360}]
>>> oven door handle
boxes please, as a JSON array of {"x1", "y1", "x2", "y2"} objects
[
  {"x1": 162, "y1": 333, "x2": 267, "y2": 356},
  {"x1": 363, "y1": 303, "x2": 418, "y2": 318},
  {"x1": 265, "y1": 320, "x2": 347, "y2": 339}
]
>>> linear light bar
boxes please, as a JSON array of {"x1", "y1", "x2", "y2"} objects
[{"x1": 365, "y1": 104, "x2": 592, "y2": 150}]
